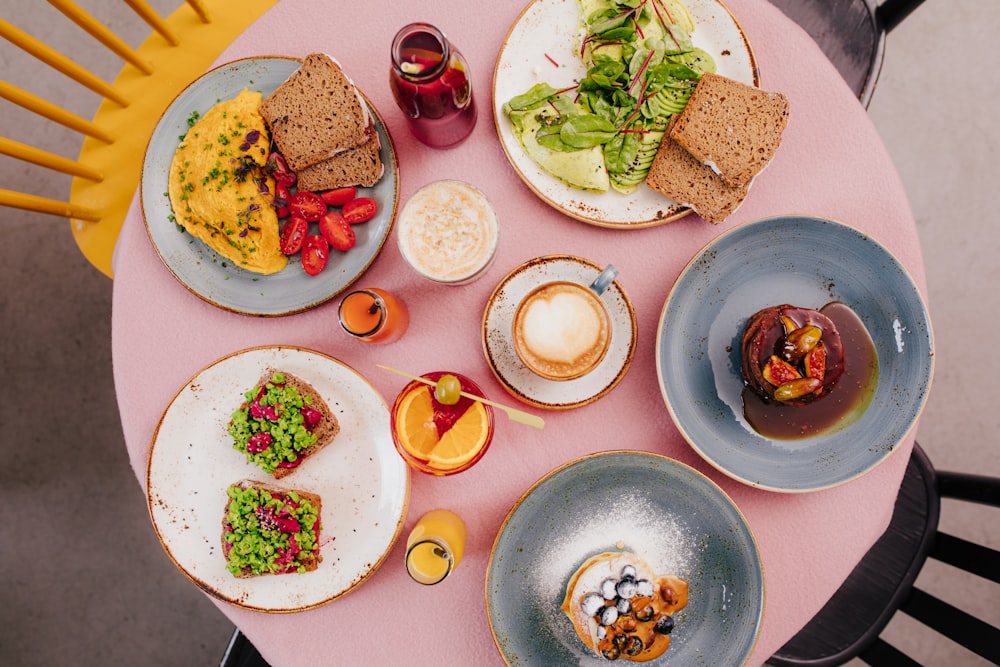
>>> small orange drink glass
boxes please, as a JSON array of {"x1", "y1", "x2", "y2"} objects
[
  {"x1": 338, "y1": 288, "x2": 409, "y2": 344},
  {"x1": 405, "y1": 509, "x2": 467, "y2": 585},
  {"x1": 390, "y1": 371, "x2": 494, "y2": 475}
]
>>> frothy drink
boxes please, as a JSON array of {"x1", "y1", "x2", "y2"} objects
[{"x1": 512, "y1": 281, "x2": 611, "y2": 381}]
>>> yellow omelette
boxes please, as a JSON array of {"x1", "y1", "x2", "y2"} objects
[{"x1": 168, "y1": 88, "x2": 287, "y2": 275}]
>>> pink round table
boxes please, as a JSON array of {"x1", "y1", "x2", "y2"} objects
[{"x1": 112, "y1": 0, "x2": 927, "y2": 664}]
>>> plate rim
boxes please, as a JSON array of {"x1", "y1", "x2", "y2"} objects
[
  {"x1": 655, "y1": 213, "x2": 936, "y2": 492},
  {"x1": 485, "y1": 449, "x2": 765, "y2": 665},
  {"x1": 491, "y1": 0, "x2": 760, "y2": 229},
  {"x1": 140, "y1": 55, "x2": 400, "y2": 317},
  {"x1": 145, "y1": 344, "x2": 411, "y2": 612}
]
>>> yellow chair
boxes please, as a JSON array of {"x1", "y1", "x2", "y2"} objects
[{"x1": 0, "y1": 0, "x2": 276, "y2": 278}]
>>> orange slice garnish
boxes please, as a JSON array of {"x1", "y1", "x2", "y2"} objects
[
  {"x1": 426, "y1": 401, "x2": 490, "y2": 470},
  {"x1": 395, "y1": 388, "x2": 440, "y2": 459}
]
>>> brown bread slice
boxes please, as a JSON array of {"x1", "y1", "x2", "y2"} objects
[
  {"x1": 260, "y1": 53, "x2": 372, "y2": 171},
  {"x1": 222, "y1": 479, "x2": 323, "y2": 578},
  {"x1": 294, "y1": 124, "x2": 384, "y2": 191},
  {"x1": 669, "y1": 72, "x2": 790, "y2": 188},
  {"x1": 231, "y1": 370, "x2": 340, "y2": 479},
  {"x1": 645, "y1": 119, "x2": 749, "y2": 224}
]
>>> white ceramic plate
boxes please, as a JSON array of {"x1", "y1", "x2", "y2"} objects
[
  {"x1": 146, "y1": 346, "x2": 410, "y2": 612},
  {"x1": 656, "y1": 216, "x2": 934, "y2": 492},
  {"x1": 493, "y1": 0, "x2": 758, "y2": 228},
  {"x1": 141, "y1": 56, "x2": 399, "y2": 316},
  {"x1": 482, "y1": 255, "x2": 637, "y2": 409}
]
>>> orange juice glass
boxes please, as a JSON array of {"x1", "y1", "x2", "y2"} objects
[
  {"x1": 338, "y1": 288, "x2": 409, "y2": 344},
  {"x1": 405, "y1": 509, "x2": 466, "y2": 585},
  {"x1": 390, "y1": 371, "x2": 494, "y2": 475}
]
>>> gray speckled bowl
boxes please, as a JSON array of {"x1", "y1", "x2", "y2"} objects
[
  {"x1": 486, "y1": 451, "x2": 763, "y2": 666},
  {"x1": 656, "y1": 215, "x2": 934, "y2": 492}
]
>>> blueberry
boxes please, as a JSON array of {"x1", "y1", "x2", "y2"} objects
[
  {"x1": 581, "y1": 593, "x2": 604, "y2": 617},
  {"x1": 599, "y1": 605, "x2": 619, "y2": 625},
  {"x1": 624, "y1": 635, "x2": 645, "y2": 657},
  {"x1": 600, "y1": 577, "x2": 618, "y2": 600},
  {"x1": 616, "y1": 577, "x2": 638, "y2": 599},
  {"x1": 621, "y1": 564, "x2": 637, "y2": 579},
  {"x1": 634, "y1": 604, "x2": 655, "y2": 622},
  {"x1": 635, "y1": 579, "x2": 654, "y2": 598},
  {"x1": 616, "y1": 597, "x2": 631, "y2": 614},
  {"x1": 653, "y1": 614, "x2": 675, "y2": 634}
]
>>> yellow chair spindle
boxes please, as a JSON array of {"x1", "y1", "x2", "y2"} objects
[
  {"x1": 185, "y1": 0, "x2": 212, "y2": 23},
  {"x1": 0, "y1": 189, "x2": 101, "y2": 222},
  {"x1": 47, "y1": 0, "x2": 153, "y2": 74},
  {"x1": 0, "y1": 18, "x2": 129, "y2": 106},
  {"x1": 0, "y1": 137, "x2": 104, "y2": 181},
  {"x1": 0, "y1": 81, "x2": 115, "y2": 143},
  {"x1": 123, "y1": 0, "x2": 179, "y2": 46}
]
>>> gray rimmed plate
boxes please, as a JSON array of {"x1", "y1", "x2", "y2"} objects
[
  {"x1": 140, "y1": 56, "x2": 399, "y2": 316},
  {"x1": 146, "y1": 345, "x2": 410, "y2": 612},
  {"x1": 656, "y1": 215, "x2": 934, "y2": 492},
  {"x1": 486, "y1": 451, "x2": 763, "y2": 665}
]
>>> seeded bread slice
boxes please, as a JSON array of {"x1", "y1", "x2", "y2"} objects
[
  {"x1": 260, "y1": 53, "x2": 372, "y2": 171},
  {"x1": 229, "y1": 370, "x2": 340, "y2": 479},
  {"x1": 669, "y1": 72, "x2": 790, "y2": 188},
  {"x1": 645, "y1": 118, "x2": 749, "y2": 224},
  {"x1": 222, "y1": 479, "x2": 323, "y2": 578},
  {"x1": 295, "y1": 124, "x2": 384, "y2": 191}
]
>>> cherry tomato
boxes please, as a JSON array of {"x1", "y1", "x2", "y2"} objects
[
  {"x1": 301, "y1": 235, "x2": 329, "y2": 276},
  {"x1": 279, "y1": 217, "x2": 308, "y2": 255},
  {"x1": 274, "y1": 182, "x2": 291, "y2": 218},
  {"x1": 342, "y1": 197, "x2": 378, "y2": 224},
  {"x1": 266, "y1": 152, "x2": 297, "y2": 188},
  {"x1": 290, "y1": 191, "x2": 326, "y2": 222},
  {"x1": 319, "y1": 211, "x2": 356, "y2": 251},
  {"x1": 319, "y1": 187, "x2": 357, "y2": 207}
]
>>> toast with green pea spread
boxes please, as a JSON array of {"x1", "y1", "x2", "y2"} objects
[
  {"x1": 222, "y1": 480, "x2": 323, "y2": 577},
  {"x1": 228, "y1": 371, "x2": 339, "y2": 478}
]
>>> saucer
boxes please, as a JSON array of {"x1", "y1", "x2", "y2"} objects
[{"x1": 482, "y1": 255, "x2": 637, "y2": 410}]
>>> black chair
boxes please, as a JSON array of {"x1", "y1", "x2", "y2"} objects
[
  {"x1": 220, "y1": 628, "x2": 270, "y2": 667},
  {"x1": 766, "y1": 0, "x2": 928, "y2": 107},
  {"x1": 768, "y1": 443, "x2": 1000, "y2": 666}
]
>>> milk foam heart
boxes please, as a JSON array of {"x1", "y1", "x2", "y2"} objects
[{"x1": 513, "y1": 281, "x2": 611, "y2": 380}]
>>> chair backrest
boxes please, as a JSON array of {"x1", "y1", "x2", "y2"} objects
[
  {"x1": 766, "y1": 0, "x2": 927, "y2": 107},
  {"x1": 0, "y1": 0, "x2": 276, "y2": 278},
  {"x1": 768, "y1": 443, "x2": 1000, "y2": 666},
  {"x1": 863, "y1": 462, "x2": 1000, "y2": 666}
]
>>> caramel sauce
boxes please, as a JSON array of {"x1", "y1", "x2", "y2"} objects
[{"x1": 742, "y1": 303, "x2": 878, "y2": 439}]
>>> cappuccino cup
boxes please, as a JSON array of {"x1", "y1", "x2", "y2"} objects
[{"x1": 512, "y1": 265, "x2": 618, "y2": 381}]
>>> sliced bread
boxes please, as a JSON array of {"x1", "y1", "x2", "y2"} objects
[
  {"x1": 228, "y1": 370, "x2": 340, "y2": 479},
  {"x1": 669, "y1": 72, "x2": 790, "y2": 188},
  {"x1": 260, "y1": 53, "x2": 372, "y2": 171},
  {"x1": 294, "y1": 124, "x2": 384, "y2": 191},
  {"x1": 222, "y1": 479, "x2": 323, "y2": 578},
  {"x1": 645, "y1": 118, "x2": 749, "y2": 224}
]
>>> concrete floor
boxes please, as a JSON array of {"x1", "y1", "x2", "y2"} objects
[{"x1": 1, "y1": 1, "x2": 997, "y2": 666}]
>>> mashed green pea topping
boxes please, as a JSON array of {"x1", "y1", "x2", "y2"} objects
[
  {"x1": 223, "y1": 485, "x2": 321, "y2": 576},
  {"x1": 228, "y1": 372, "x2": 318, "y2": 473}
]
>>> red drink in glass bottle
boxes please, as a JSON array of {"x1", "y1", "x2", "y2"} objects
[{"x1": 389, "y1": 23, "x2": 477, "y2": 148}]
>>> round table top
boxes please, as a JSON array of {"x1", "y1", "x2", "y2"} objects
[{"x1": 112, "y1": 0, "x2": 928, "y2": 664}]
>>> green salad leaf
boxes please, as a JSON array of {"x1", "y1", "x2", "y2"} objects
[{"x1": 504, "y1": 0, "x2": 717, "y2": 194}]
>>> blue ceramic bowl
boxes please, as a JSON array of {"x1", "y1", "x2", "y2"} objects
[
  {"x1": 656, "y1": 215, "x2": 934, "y2": 492},
  {"x1": 487, "y1": 451, "x2": 763, "y2": 665}
]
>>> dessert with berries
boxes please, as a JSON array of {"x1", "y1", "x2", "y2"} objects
[{"x1": 562, "y1": 551, "x2": 688, "y2": 661}]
